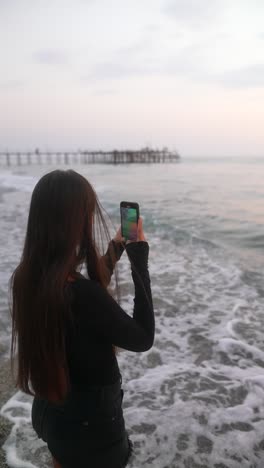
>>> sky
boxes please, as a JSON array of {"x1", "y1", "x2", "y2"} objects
[{"x1": 1, "y1": 0, "x2": 264, "y2": 156}]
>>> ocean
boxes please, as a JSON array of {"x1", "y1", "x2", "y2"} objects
[{"x1": 0, "y1": 157, "x2": 264, "y2": 468}]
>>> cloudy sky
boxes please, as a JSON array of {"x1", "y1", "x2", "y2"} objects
[{"x1": 1, "y1": 0, "x2": 264, "y2": 156}]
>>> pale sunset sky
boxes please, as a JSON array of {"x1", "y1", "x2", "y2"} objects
[{"x1": 1, "y1": 0, "x2": 264, "y2": 156}]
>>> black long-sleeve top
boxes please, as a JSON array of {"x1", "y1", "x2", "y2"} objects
[{"x1": 65, "y1": 241, "x2": 154, "y2": 388}]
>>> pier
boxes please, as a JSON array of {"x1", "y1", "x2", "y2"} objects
[{"x1": 0, "y1": 147, "x2": 180, "y2": 166}]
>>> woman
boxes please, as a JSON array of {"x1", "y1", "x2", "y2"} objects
[{"x1": 10, "y1": 169, "x2": 154, "y2": 468}]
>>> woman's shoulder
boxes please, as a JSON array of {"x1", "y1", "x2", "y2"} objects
[
  {"x1": 69, "y1": 275, "x2": 106, "y2": 298},
  {"x1": 70, "y1": 274, "x2": 97, "y2": 289}
]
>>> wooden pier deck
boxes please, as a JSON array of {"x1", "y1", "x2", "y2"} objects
[{"x1": 0, "y1": 148, "x2": 180, "y2": 166}]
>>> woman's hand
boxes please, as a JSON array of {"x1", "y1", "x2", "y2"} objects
[
  {"x1": 114, "y1": 217, "x2": 146, "y2": 244},
  {"x1": 113, "y1": 226, "x2": 125, "y2": 243},
  {"x1": 137, "y1": 217, "x2": 146, "y2": 241},
  {"x1": 127, "y1": 217, "x2": 146, "y2": 243}
]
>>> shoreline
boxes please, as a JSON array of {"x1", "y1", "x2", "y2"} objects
[{"x1": 0, "y1": 359, "x2": 15, "y2": 468}]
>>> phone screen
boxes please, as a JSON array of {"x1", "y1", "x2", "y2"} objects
[{"x1": 121, "y1": 206, "x2": 138, "y2": 241}]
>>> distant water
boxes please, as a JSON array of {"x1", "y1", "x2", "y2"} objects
[{"x1": 1, "y1": 158, "x2": 264, "y2": 468}]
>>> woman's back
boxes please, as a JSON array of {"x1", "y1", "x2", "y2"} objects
[
  {"x1": 65, "y1": 277, "x2": 121, "y2": 387},
  {"x1": 66, "y1": 240, "x2": 154, "y2": 389}
]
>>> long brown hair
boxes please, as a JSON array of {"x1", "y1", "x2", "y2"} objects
[{"x1": 10, "y1": 169, "x2": 113, "y2": 402}]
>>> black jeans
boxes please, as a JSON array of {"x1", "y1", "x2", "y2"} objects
[{"x1": 31, "y1": 377, "x2": 133, "y2": 468}]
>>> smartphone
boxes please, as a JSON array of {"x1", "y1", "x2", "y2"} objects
[{"x1": 120, "y1": 201, "x2": 140, "y2": 241}]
